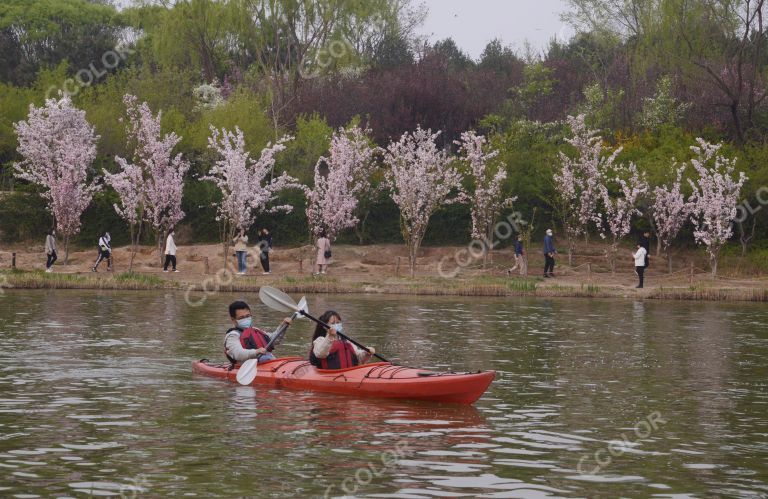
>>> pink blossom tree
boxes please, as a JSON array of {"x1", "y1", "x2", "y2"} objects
[
  {"x1": 385, "y1": 126, "x2": 466, "y2": 277},
  {"x1": 205, "y1": 125, "x2": 298, "y2": 267},
  {"x1": 455, "y1": 130, "x2": 515, "y2": 267},
  {"x1": 305, "y1": 126, "x2": 380, "y2": 241},
  {"x1": 596, "y1": 162, "x2": 648, "y2": 272},
  {"x1": 107, "y1": 95, "x2": 190, "y2": 265},
  {"x1": 652, "y1": 165, "x2": 688, "y2": 273},
  {"x1": 554, "y1": 114, "x2": 618, "y2": 265},
  {"x1": 14, "y1": 95, "x2": 100, "y2": 264},
  {"x1": 686, "y1": 139, "x2": 747, "y2": 276},
  {"x1": 103, "y1": 158, "x2": 143, "y2": 270}
]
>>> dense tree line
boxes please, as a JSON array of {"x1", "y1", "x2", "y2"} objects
[{"x1": 0, "y1": 0, "x2": 767, "y2": 268}]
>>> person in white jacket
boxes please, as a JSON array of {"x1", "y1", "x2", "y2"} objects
[
  {"x1": 633, "y1": 243, "x2": 648, "y2": 289},
  {"x1": 92, "y1": 232, "x2": 112, "y2": 272},
  {"x1": 163, "y1": 228, "x2": 178, "y2": 272}
]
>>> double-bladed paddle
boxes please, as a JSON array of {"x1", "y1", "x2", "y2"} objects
[
  {"x1": 235, "y1": 296, "x2": 307, "y2": 385},
  {"x1": 258, "y1": 286, "x2": 388, "y2": 363}
]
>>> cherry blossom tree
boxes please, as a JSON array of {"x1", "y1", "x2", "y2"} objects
[
  {"x1": 205, "y1": 125, "x2": 298, "y2": 267},
  {"x1": 14, "y1": 95, "x2": 100, "y2": 264},
  {"x1": 107, "y1": 95, "x2": 190, "y2": 265},
  {"x1": 305, "y1": 126, "x2": 380, "y2": 241},
  {"x1": 652, "y1": 165, "x2": 688, "y2": 273},
  {"x1": 687, "y1": 139, "x2": 747, "y2": 276},
  {"x1": 385, "y1": 126, "x2": 466, "y2": 277},
  {"x1": 103, "y1": 158, "x2": 143, "y2": 270},
  {"x1": 597, "y1": 162, "x2": 648, "y2": 272},
  {"x1": 455, "y1": 130, "x2": 515, "y2": 267},
  {"x1": 554, "y1": 114, "x2": 618, "y2": 265}
]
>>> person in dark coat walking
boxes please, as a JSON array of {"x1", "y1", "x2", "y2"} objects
[
  {"x1": 543, "y1": 229, "x2": 557, "y2": 278},
  {"x1": 257, "y1": 228, "x2": 273, "y2": 275}
]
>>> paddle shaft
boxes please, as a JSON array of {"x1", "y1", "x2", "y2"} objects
[
  {"x1": 299, "y1": 310, "x2": 388, "y2": 362},
  {"x1": 259, "y1": 310, "x2": 301, "y2": 357}
]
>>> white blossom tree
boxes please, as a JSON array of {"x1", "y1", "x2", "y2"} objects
[
  {"x1": 385, "y1": 126, "x2": 466, "y2": 277},
  {"x1": 652, "y1": 165, "x2": 688, "y2": 273},
  {"x1": 554, "y1": 114, "x2": 618, "y2": 265},
  {"x1": 205, "y1": 125, "x2": 298, "y2": 267},
  {"x1": 456, "y1": 130, "x2": 515, "y2": 267},
  {"x1": 14, "y1": 96, "x2": 100, "y2": 264},
  {"x1": 305, "y1": 126, "x2": 380, "y2": 241},
  {"x1": 106, "y1": 95, "x2": 190, "y2": 265},
  {"x1": 597, "y1": 162, "x2": 649, "y2": 272},
  {"x1": 687, "y1": 139, "x2": 747, "y2": 276}
]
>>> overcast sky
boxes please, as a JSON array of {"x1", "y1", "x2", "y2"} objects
[
  {"x1": 418, "y1": 0, "x2": 573, "y2": 59},
  {"x1": 115, "y1": 0, "x2": 574, "y2": 59}
]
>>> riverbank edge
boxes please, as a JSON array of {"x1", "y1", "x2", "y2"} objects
[{"x1": 1, "y1": 270, "x2": 767, "y2": 302}]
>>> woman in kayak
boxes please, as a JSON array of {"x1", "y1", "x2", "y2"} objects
[{"x1": 309, "y1": 310, "x2": 375, "y2": 369}]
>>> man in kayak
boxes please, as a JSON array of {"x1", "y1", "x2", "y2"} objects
[
  {"x1": 225, "y1": 300, "x2": 292, "y2": 366},
  {"x1": 309, "y1": 310, "x2": 375, "y2": 369}
]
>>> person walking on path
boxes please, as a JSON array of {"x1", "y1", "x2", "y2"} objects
[
  {"x1": 92, "y1": 232, "x2": 112, "y2": 272},
  {"x1": 44, "y1": 229, "x2": 57, "y2": 272},
  {"x1": 507, "y1": 235, "x2": 525, "y2": 276},
  {"x1": 233, "y1": 229, "x2": 248, "y2": 275},
  {"x1": 633, "y1": 243, "x2": 648, "y2": 288},
  {"x1": 258, "y1": 228, "x2": 273, "y2": 275},
  {"x1": 314, "y1": 231, "x2": 331, "y2": 275},
  {"x1": 543, "y1": 229, "x2": 557, "y2": 278},
  {"x1": 163, "y1": 228, "x2": 178, "y2": 272},
  {"x1": 638, "y1": 231, "x2": 651, "y2": 269}
]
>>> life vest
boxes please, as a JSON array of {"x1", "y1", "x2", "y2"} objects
[
  {"x1": 309, "y1": 337, "x2": 359, "y2": 370},
  {"x1": 224, "y1": 327, "x2": 271, "y2": 365}
]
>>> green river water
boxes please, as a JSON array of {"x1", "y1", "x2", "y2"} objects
[{"x1": 0, "y1": 290, "x2": 766, "y2": 498}]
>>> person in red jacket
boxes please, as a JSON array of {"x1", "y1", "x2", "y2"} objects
[{"x1": 309, "y1": 310, "x2": 375, "y2": 369}]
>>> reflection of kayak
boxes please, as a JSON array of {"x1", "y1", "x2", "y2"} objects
[{"x1": 193, "y1": 357, "x2": 495, "y2": 404}]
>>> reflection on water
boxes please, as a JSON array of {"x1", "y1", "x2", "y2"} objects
[{"x1": 1, "y1": 290, "x2": 767, "y2": 497}]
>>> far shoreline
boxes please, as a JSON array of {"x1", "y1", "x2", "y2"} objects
[{"x1": 1, "y1": 242, "x2": 766, "y2": 303}]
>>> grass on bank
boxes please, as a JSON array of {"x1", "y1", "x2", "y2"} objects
[{"x1": 0, "y1": 269, "x2": 173, "y2": 290}]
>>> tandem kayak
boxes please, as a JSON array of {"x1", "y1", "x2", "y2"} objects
[{"x1": 192, "y1": 357, "x2": 495, "y2": 404}]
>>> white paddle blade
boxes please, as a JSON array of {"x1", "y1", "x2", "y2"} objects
[
  {"x1": 296, "y1": 296, "x2": 308, "y2": 319},
  {"x1": 236, "y1": 358, "x2": 258, "y2": 385},
  {"x1": 259, "y1": 286, "x2": 298, "y2": 313}
]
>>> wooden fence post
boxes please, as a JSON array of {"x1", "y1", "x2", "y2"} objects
[
  {"x1": 11, "y1": 252, "x2": 16, "y2": 269},
  {"x1": 395, "y1": 257, "x2": 400, "y2": 277},
  {"x1": 587, "y1": 262, "x2": 591, "y2": 283},
  {"x1": 203, "y1": 256, "x2": 209, "y2": 275}
]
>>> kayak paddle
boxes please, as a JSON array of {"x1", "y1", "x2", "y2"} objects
[
  {"x1": 258, "y1": 286, "x2": 388, "y2": 362},
  {"x1": 235, "y1": 296, "x2": 307, "y2": 386}
]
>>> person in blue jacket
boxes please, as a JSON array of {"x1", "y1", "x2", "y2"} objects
[
  {"x1": 543, "y1": 229, "x2": 557, "y2": 278},
  {"x1": 507, "y1": 235, "x2": 525, "y2": 275}
]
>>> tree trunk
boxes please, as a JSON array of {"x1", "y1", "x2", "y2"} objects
[
  {"x1": 64, "y1": 235, "x2": 70, "y2": 265},
  {"x1": 667, "y1": 252, "x2": 672, "y2": 275},
  {"x1": 128, "y1": 222, "x2": 141, "y2": 272},
  {"x1": 710, "y1": 254, "x2": 718, "y2": 277},
  {"x1": 157, "y1": 229, "x2": 165, "y2": 266},
  {"x1": 408, "y1": 241, "x2": 419, "y2": 277}
]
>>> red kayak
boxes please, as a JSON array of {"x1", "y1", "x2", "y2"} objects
[{"x1": 192, "y1": 357, "x2": 495, "y2": 404}]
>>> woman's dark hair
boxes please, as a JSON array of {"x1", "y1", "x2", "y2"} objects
[
  {"x1": 312, "y1": 310, "x2": 341, "y2": 341},
  {"x1": 229, "y1": 300, "x2": 250, "y2": 318}
]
